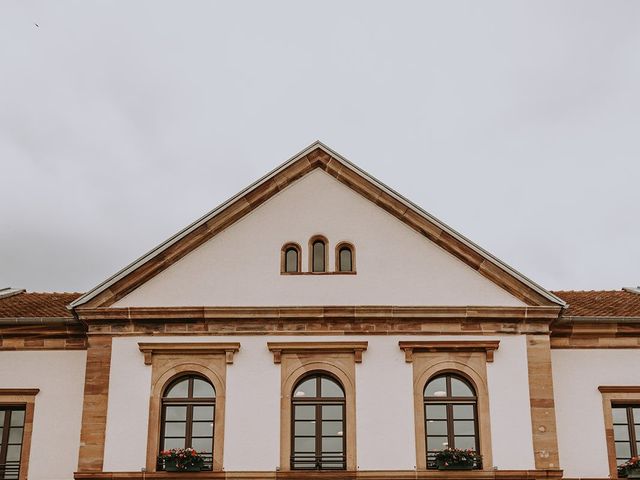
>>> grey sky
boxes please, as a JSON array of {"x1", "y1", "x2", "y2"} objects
[{"x1": 0, "y1": 1, "x2": 638, "y2": 293}]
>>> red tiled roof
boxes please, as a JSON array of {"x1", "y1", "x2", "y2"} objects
[
  {"x1": 1, "y1": 290, "x2": 639, "y2": 319},
  {"x1": 0, "y1": 292, "x2": 81, "y2": 318},
  {"x1": 553, "y1": 290, "x2": 640, "y2": 317}
]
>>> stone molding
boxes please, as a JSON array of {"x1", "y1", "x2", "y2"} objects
[
  {"x1": 0, "y1": 388, "x2": 39, "y2": 480},
  {"x1": 267, "y1": 341, "x2": 368, "y2": 363},
  {"x1": 399, "y1": 340, "x2": 500, "y2": 363},
  {"x1": 138, "y1": 342, "x2": 240, "y2": 365}
]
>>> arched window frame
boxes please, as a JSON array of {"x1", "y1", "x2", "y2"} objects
[
  {"x1": 159, "y1": 374, "x2": 216, "y2": 470},
  {"x1": 290, "y1": 372, "x2": 346, "y2": 470},
  {"x1": 308, "y1": 235, "x2": 329, "y2": 273},
  {"x1": 423, "y1": 372, "x2": 480, "y2": 469},
  {"x1": 335, "y1": 242, "x2": 356, "y2": 273},
  {"x1": 281, "y1": 242, "x2": 302, "y2": 274}
]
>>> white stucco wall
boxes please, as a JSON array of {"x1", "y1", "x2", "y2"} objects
[
  {"x1": 113, "y1": 170, "x2": 525, "y2": 307},
  {"x1": 103, "y1": 334, "x2": 534, "y2": 472},
  {"x1": 552, "y1": 349, "x2": 640, "y2": 478},
  {"x1": 0, "y1": 350, "x2": 86, "y2": 480}
]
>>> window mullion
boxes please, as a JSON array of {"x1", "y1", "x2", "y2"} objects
[
  {"x1": 629, "y1": 406, "x2": 638, "y2": 457},
  {"x1": 316, "y1": 402, "x2": 322, "y2": 469},
  {"x1": 185, "y1": 403, "x2": 194, "y2": 449},
  {"x1": 447, "y1": 403, "x2": 454, "y2": 449}
]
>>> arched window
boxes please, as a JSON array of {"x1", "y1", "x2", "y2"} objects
[
  {"x1": 424, "y1": 373, "x2": 479, "y2": 469},
  {"x1": 282, "y1": 243, "x2": 301, "y2": 273},
  {"x1": 335, "y1": 243, "x2": 355, "y2": 272},
  {"x1": 310, "y1": 237, "x2": 327, "y2": 273},
  {"x1": 160, "y1": 374, "x2": 215, "y2": 470},
  {"x1": 291, "y1": 373, "x2": 345, "y2": 470}
]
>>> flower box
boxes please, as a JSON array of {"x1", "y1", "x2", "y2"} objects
[
  {"x1": 164, "y1": 460, "x2": 202, "y2": 472},
  {"x1": 158, "y1": 448, "x2": 205, "y2": 472},
  {"x1": 619, "y1": 457, "x2": 640, "y2": 478},
  {"x1": 434, "y1": 448, "x2": 481, "y2": 471},
  {"x1": 437, "y1": 460, "x2": 476, "y2": 470}
]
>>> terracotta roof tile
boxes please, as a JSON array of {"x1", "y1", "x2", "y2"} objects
[
  {"x1": 1, "y1": 290, "x2": 639, "y2": 319},
  {"x1": 553, "y1": 290, "x2": 640, "y2": 317},
  {"x1": 0, "y1": 292, "x2": 81, "y2": 318}
]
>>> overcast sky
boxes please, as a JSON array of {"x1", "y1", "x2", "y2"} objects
[{"x1": 0, "y1": 1, "x2": 638, "y2": 294}]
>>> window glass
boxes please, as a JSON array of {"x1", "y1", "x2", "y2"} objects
[
  {"x1": 339, "y1": 248, "x2": 352, "y2": 272},
  {"x1": 292, "y1": 374, "x2": 346, "y2": 470},
  {"x1": 312, "y1": 241, "x2": 325, "y2": 272},
  {"x1": 612, "y1": 405, "x2": 640, "y2": 463},
  {"x1": 160, "y1": 375, "x2": 215, "y2": 471},
  {"x1": 424, "y1": 374, "x2": 479, "y2": 469},
  {"x1": 285, "y1": 248, "x2": 299, "y2": 272}
]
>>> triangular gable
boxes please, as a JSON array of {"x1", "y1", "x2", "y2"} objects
[{"x1": 70, "y1": 141, "x2": 565, "y2": 309}]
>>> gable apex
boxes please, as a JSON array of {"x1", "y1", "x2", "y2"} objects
[{"x1": 70, "y1": 141, "x2": 565, "y2": 309}]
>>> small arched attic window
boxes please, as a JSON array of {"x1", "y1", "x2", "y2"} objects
[
  {"x1": 309, "y1": 236, "x2": 328, "y2": 273},
  {"x1": 335, "y1": 243, "x2": 355, "y2": 273},
  {"x1": 281, "y1": 243, "x2": 302, "y2": 273}
]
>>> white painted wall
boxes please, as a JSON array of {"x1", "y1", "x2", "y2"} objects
[
  {"x1": 0, "y1": 350, "x2": 86, "y2": 480},
  {"x1": 114, "y1": 170, "x2": 525, "y2": 307},
  {"x1": 103, "y1": 334, "x2": 533, "y2": 472},
  {"x1": 552, "y1": 349, "x2": 640, "y2": 478}
]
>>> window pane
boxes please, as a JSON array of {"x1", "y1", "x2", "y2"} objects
[
  {"x1": 313, "y1": 241, "x2": 325, "y2": 272},
  {"x1": 454, "y1": 420, "x2": 476, "y2": 436},
  {"x1": 166, "y1": 379, "x2": 189, "y2": 398},
  {"x1": 322, "y1": 437, "x2": 343, "y2": 452},
  {"x1": 615, "y1": 441, "x2": 631, "y2": 458},
  {"x1": 612, "y1": 408, "x2": 628, "y2": 424},
  {"x1": 295, "y1": 405, "x2": 315, "y2": 420},
  {"x1": 294, "y1": 378, "x2": 317, "y2": 398},
  {"x1": 165, "y1": 406, "x2": 187, "y2": 421},
  {"x1": 614, "y1": 424, "x2": 630, "y2": 441},
  {"x1": 425, "y1": 420, "x2": 447, "y2": 436},
  {"x1": 295, "y1": 421, "x2": 316, "y2": 436},
  {"x1": 454, "y1": 436, "x2": 477, "y2": 450},
  {"x1": 6, "y1": 444, "x2": 22, "y2": 461},
  {"x1": 294, "y1": 437, "x2": 315, "y2": 452},
  {"x1": 634, "y1": 408, "x2": 640, "y2": 423},
  {"x1": 321, "y1": 377, "x2": 344, "y2": 398},
  {"x1": 451, "y1": 377, "x2": 474, "y2": 397},
  {"x1": 192, "y1": 421, "x2": 214, "y2": 437},
  {"x1": 193, "y1": 406, "x2": 214, "y2": 421},
  {"x1": 425, "y1": 404, "x2": 446, "y2": 420},
  {"x1": 427, "y1": 436, "x2": 449, "y2": 451},
  {"x1": 424, "y1": 377, "x2": 447, "y2": 397},
  {"x1": 164, "y1": 437, "x2": 185, "y2": 450},
  {"x1": 164, "y1": 422, "x2": 186, "y2": 437},
  {"x1": 8, "y1": 427, "x2": 24, "y2": 444},
  {"x1": 636, "y1": 425, "x2": 640, "y2": 439},
  {"x1": 0, "y1": 410, "x2": 4, "y2": 424},
  {"x1": 193, "y1": 378, "x2": 215, "y2": 398},
  {"x1": 339, "y1": 248, "x2": 352, "y2": 272},
  {"x1": 322, "y1": 421, "x2": 343, "y2": 436},
  {"x1": 453, "y1": 404, "x2": 475, "y2": 419},
  {"x1": 191, "y1": 437, "x2": 213, "y2": 453},
  {"x1": 322, "y1": 405, "x2": 343, "y2": 421},
  {"x1": 286, "y1": 249, "x2": 298, "y2": 272},
  {"x1": 9, "y1": 410, "x2": 24, "y2": 427}
]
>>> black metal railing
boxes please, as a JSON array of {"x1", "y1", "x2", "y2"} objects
[
  {"x1": 291, "y1": 453, "x2": 346, "y2": 470},
  {"x1": 157, "y1": 453, "x2": 213, "y2": 471},
  {"x1": 0, "y1": 462, "x2": 21, "y2": 480}
]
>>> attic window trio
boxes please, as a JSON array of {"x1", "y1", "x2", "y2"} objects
[{"x1": 281, "y1": 239, "x2": 355, "y2": 274}]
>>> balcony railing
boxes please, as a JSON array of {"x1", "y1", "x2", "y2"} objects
[
  {"x1": 290, "y1": 453, "x2": 346, "y2": 470},
  {"x1": 0, "y1": 462, "x2": 21, "y2": 480}
]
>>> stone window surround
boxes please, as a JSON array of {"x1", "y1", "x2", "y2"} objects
[
  {"x1": 399, "y1": 341, "x2": 496, "y2": 471},
  {"x1": 139, "y1": 342, "x2": 240, "y2": 472},
  {"x1": 268, "y1": 341, "x2": 367, "y2": 471},
  {"x1": 598, "y1": 386, "x2": 640, "y2": 479},
  {"x1": 0, "y1": 388, "x2": 39, "y2": 480}
]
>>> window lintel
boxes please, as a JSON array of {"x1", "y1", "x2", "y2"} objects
[
  {"x1": 268, "y1": 341, "x2": 368, "y2": 364},
  {"x1": 399, "y1": 340, "x2": 500, "y2": 363},
  {"x1": 138, "y1": 342, "x2": 241, "y2": 365}
]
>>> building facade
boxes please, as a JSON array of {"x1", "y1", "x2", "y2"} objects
[{"x1": 0, "y1": 142, "x2": 638, "y2": 480}]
